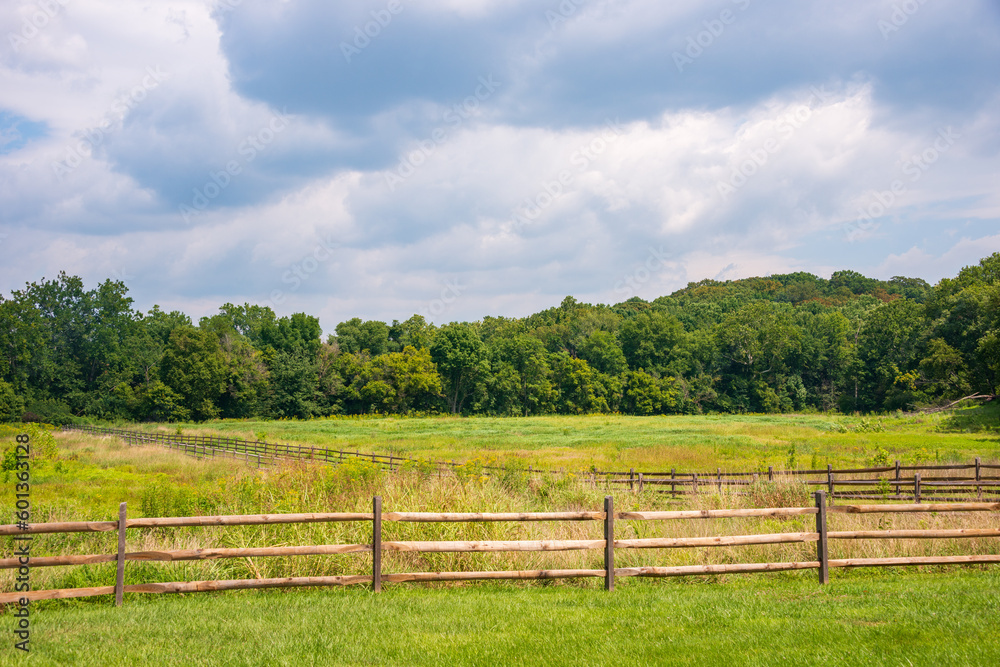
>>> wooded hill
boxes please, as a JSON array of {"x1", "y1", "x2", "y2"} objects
[{"x1": 1, "y1": 254, "x2": 997, "y2": 423}]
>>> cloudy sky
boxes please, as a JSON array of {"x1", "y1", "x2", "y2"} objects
[{"x1": 2, "y1": 0, "x2": 999, "y2": 331}]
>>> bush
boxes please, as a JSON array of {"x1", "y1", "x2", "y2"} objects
[
  {"x1": 1, "y1": 423, "x2": 57, "y2": 470},
  {"x1": 0, "y1": 381, "x2": 24, "y2": 423},
  {"x1": 22, "y1": 398, "x2": 77, "y2": 426}
]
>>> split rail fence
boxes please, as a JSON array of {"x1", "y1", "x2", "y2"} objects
[
  {"x1": 64, "y1": 425, "x2": 1000, "y2": 503},
  {"x1": 3, "y1": 493, "x2": 1000, "y2": 606}
]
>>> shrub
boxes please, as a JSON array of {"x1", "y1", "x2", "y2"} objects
[{"x1": 0, "y1": 380, "x2": 24, "y2": 423}]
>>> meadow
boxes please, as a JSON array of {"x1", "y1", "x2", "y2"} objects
[
  {"x1": 130, "y1": 405, "x2": 1000, "y2": 473},
  {"x1": 1, "y1": 406, "x2": 998, "y2": 664}
]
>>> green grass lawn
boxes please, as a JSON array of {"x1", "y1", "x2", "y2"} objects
[
  {"x1": 4, "y1": 569, "x2": 998, "y2": 666},
  {"x1": 137, "y1": 404, "x2": 1000, "y2": 472}
]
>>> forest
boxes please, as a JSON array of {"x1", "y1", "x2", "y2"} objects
[{"x1": 0, "y1": 253, "x2": 997, "y2": 423}]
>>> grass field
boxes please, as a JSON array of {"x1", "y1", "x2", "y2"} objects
[
  {"x1": 2, "y1": 407, "x2": 998, "y2": 664},
  {"x1": 134, "y1": 403, "x2": 1000, "y2": 471},
  {"x1": 3, "y1": 571, "x2": 999, "y2": 666}
]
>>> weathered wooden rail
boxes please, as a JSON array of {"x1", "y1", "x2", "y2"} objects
[
  {"x1": 63, "y1": 425, "x2": 1000, "y2": 502},
  {"x1": 3, "y1": 494, "x2": 999, "y2": 604}
]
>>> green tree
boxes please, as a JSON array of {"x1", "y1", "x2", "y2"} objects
[
  {"x1": 159, "y1": 326, "x2": 227, "y2": 421},
  {"x1": 431, "y1": 323, "x2": 488, "y2": 413},
  {"x1": 0, "y1": 380, "x2": 24, "y2": 422},
  {"x1": 619, "y1": 311, "x2": 688, "y2": 374},
  {"x1": 343, "y1": 346, "x2": 442, "y2": 413},
  {"x1": 620, "y1": 370, "x2": 678, "y2": 415},
  {"x1": 334, "y1": 318, "x2": 390, "y2": 355},
  {"x1": 388, "y1": 315, "x2": 434, "y2": 351},
  {"x1": 578, "y1": 331, "x2": 628, "y2": 376},
  {"x1": 852, "y1": 299, "x2": 925, "y2": 412},
  {"x1": 487, "y1": 334, "x2": 553, "y2": 416},
  {"x1": 715, "y1": 302, "x2": 800, "y2": 412},
  {"x1": 549, "y1": 352, "x2": 611, "y2": 414}
]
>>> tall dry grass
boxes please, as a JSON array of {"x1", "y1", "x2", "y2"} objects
[{"x1": 3, "y1": 436, "x2": 999, "y2": 596}]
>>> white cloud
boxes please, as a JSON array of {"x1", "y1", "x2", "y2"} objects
[{"x1": 1, "y1": 0, "x2": 999, "y2": 331}]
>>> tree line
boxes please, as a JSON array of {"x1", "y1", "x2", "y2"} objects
[{"x1": 1, "y1": 254, "x2": 997, "y2": 423}]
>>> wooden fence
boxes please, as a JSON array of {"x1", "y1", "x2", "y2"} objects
[
  {"x1": 63, "y1": 424, "x2": 469, "y2": 474},
  {"x1": 3, "y1": 493, "x2": 999, "y2": 605},
  {"x1": 600, "y1": 461, "x2": 1000, "y2": 502},
  {"x1": 64, "y1": 425, "x2": 1000, "y2": 503}
]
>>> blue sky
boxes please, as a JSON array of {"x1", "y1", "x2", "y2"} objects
[{"x1": 1, "y1": 0, "x2": 999, "y2": 332}]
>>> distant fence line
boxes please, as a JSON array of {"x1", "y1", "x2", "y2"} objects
[
  {"x1": 2, "y1": 493, "x2": 1000, "y2": 605},
  {"x1": 62, "y1": 425, "x2": 1000, "y2": 503}
]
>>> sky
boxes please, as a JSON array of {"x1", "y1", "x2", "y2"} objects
[{"x1": 1, "y1": 0, "x2": 999, "y2": 333}]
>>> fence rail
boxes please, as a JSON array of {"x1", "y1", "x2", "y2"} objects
[
  {"x1": 3, "y1": 494, "x2": 1000, "y2": 605},
  {"x1": 63, "y1": 425, "x2": 1000, "y2": 503}
]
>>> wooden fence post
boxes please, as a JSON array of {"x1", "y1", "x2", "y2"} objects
[
  {"x1": 815, "y1": 491, "x2": 829, "y2": 585},
  {"x1": 827, "y1": 464, "x2": 834, "y2": 503},
  {"x1": 604, "y1": 496, "x2": 614, "y2": 592},
  {"x1": 629, "y1": 468, "x2": 635, "y2": 492},
  {"x1": 768, "y1": 466, "x2": 774, "y2": 482},
  {"x1": 670, "y1": 468, "x2": 676, "y2": 497},
  {"x1": 976, "y1": 457, "x2": 982, "y2": 499},
  {"x1": 637, "y1": 473, "x2": 644, "y2": 494},
  {"x1": 373, "y1": 496, "x2": 382, "y2": 593},
  {"x1": 914, "y1": 473, "x2": 921, "y2": 504},
  {"x1": 115, "y1": 502, "x2": 127, "y2": 606}
]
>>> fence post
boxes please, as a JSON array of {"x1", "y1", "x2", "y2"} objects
[
  {"x1": 115, "y1": 502, "x2": 127, "y2": 606},
  {"x1": 629, "y1": 468, "x2": 635, "y2": 492},
  {"x1": 914, "y1": 473, "x2": 921, "y2": 504},
  {"x1": 815, "y1": 491, "x2": 829, "y2": 585},
  {"x1": 768, "y1": 466, "x2": 774, "y2": 482},
  {"x1": 827, "y1": 464, "x2": 834, "y2": 503},
  {"x1": 976, "y1": 457, "x2": 982, "y2": 499},
  {"x1": 373, "y1": 496, "x2": 382, "y2": 593},
  {"x1": 637, "y1": 473, "x2": 644, "y2": 494},
  {"x1": 670, "y1": 468, "x2": 676, "y2": 497},
  {"x1": 604, "y1": 496, "x2": 614, "y2": 592},
  {"x1": 717, "y1": 468, "x2": 722, "y2": 492}
]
